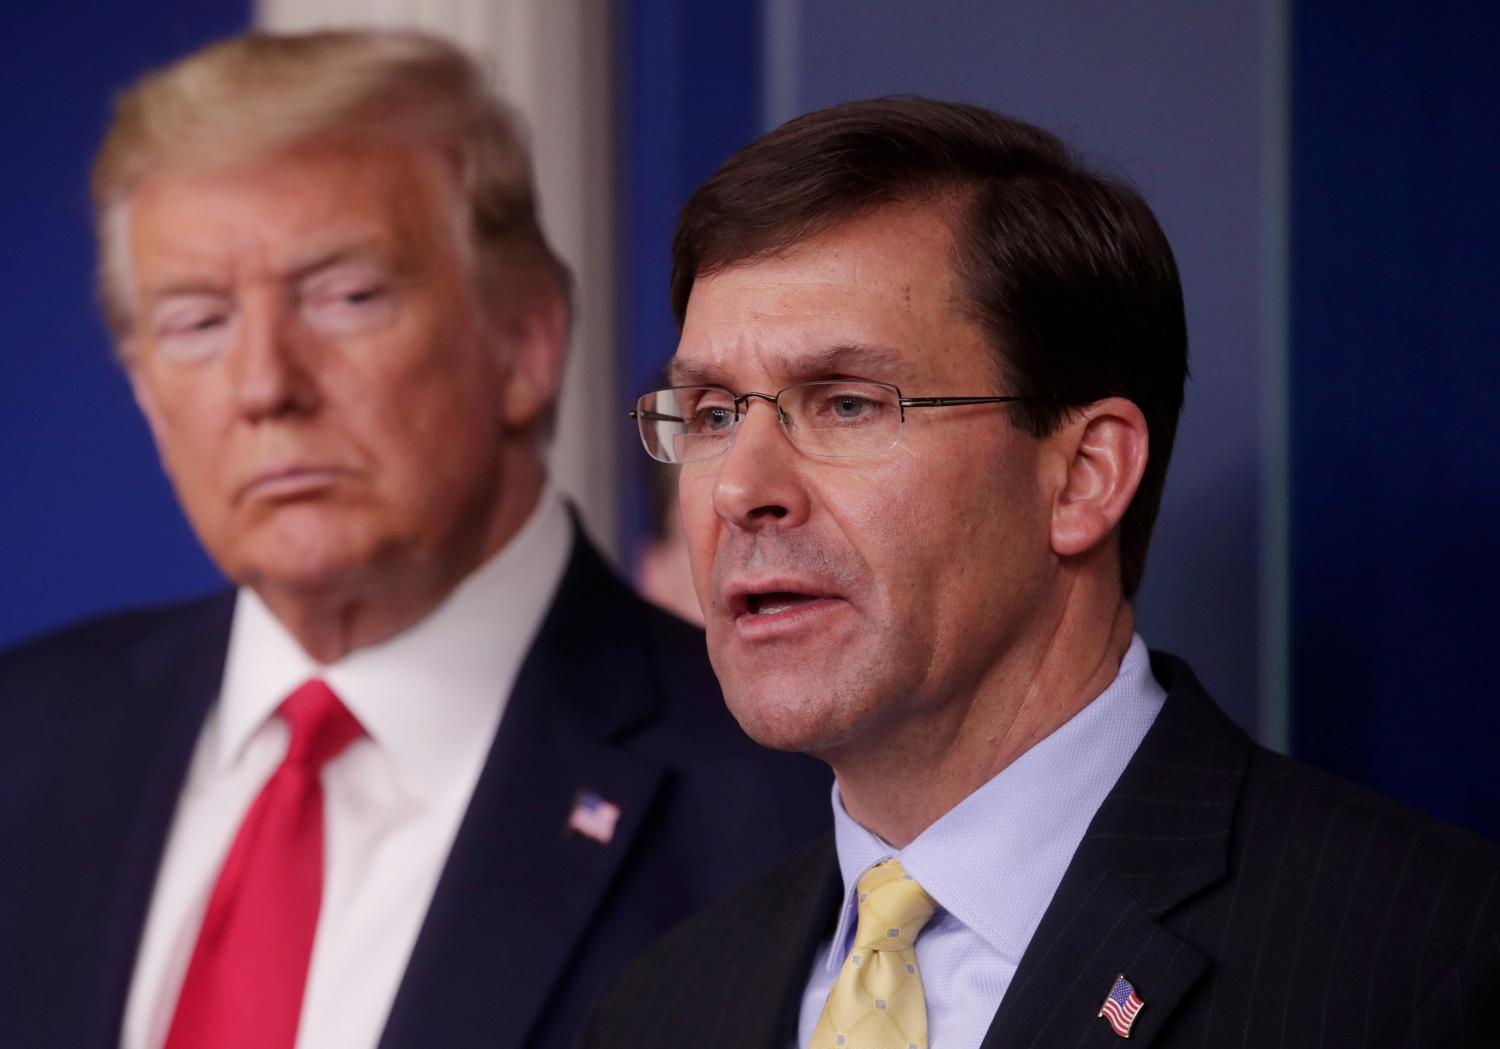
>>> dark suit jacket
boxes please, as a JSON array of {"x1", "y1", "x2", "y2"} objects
[
  {"x1": 583, "y1": 653, "x2": 1500, "y2": 1048},
  {"x1": 0, "y1": 530, "x2": 831, "y2": 1049}
]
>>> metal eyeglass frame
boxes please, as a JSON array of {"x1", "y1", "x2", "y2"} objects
[{"x1": 629, "y1": 380, "x2": 1039, "y2": 463}]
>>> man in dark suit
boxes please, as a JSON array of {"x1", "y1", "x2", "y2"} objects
[
  {"x1": 0, "y1": 29, "x2": 827, "y2": 1049},
  {"x1": 586, "y1": 99, "x2": 1500, "y2": 1047}
]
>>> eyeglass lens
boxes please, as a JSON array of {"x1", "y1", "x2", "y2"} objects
[{"x1": 635, "y1": 381, "x2": 904, "y2": 463}]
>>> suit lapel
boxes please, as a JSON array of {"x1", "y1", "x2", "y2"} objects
[
  {"x1": 378, "y1": 532, "x2": 670, "y2": 1049},
  {"x1": 88, "y1": 594, "x2": 235, "y2": 1047},
  {"x1": 753, "y1": 840, "x2": 843, "y2": 1048},
  {"x1": 979, "y1": 655, "x2": 1248, "y2": 1048}
]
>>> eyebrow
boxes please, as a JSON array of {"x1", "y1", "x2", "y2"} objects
[
  {"x1": 139, "y1": 235, "x2": 396, "y2": 303},
  {"x1": 141, "y1": 280, "x2": 231, "y2": 302},
  {"x1": 281, "y1": 236, "x2": 395, "y2": 284},
  {"x1": 666, "y1": 342, "x2": 915, "y2": 387}
]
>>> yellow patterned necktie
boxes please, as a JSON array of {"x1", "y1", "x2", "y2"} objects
[{"x1": 810, "y1": 859, "x2": 939, "y2": 1049}]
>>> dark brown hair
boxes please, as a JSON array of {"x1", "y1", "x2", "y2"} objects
[{"x1": 670, "y1": 97, "x2": 1188, "y2": 597}]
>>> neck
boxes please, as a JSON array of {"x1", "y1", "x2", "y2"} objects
[
  {"x1": 254, "y1": 460, "x2": 546, "y2": 664},
  {"x1": 833, "y1": 569, "x2": 1136, "y2": 848}
]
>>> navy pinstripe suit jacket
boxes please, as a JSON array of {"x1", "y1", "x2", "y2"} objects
[{"x1": 583, "y1": 654, "x2": 1500, "y2": 1048}]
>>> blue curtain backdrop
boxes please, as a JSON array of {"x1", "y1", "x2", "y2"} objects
[
  {"x1": 1289, "y1": 1, "x2": 1500, "y2": 839},
  {"x1": 0, "y1": 3, "x2": 250, "y2": 648},
  {"x1": 4, "y1": 3, "x2": 1496, "y2": 845},
  {"x1": 615, "y1": 0, "x2": 764, "y2": 558}
]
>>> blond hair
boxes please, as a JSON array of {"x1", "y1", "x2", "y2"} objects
[{"x1": 92, "y1": 28, "x2": 569, "y2": 337}]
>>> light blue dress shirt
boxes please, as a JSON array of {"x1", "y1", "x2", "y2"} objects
[{"x1": 796, "y1": 634, "x2": 1167, "y2": 1049}]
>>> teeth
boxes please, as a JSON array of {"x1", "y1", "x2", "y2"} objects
[{"x1": 747, "y1": 592, "x2": 811, "y2": 615}]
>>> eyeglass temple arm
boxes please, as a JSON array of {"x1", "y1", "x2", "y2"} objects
[
  {"x1": 899, "y1": 395, "x2": 1031, "y2": 408},
  {"x1": 628, "y1": 409, "x2": 686, "y2": 422}
]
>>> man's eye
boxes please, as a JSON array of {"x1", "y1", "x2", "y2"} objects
[
  {"x1": 312, "y1": 283, "x2": 386, "y2": 309},
  {"x1": 688, "y1": 406, "x2": 736, "y2": 434},
  {"x1": 164, "y1": 314, "x2": 226, "y2": 336},
  {"x1": 338, "y1": 286, "x2": 384, "y2": 305},
  {"x1": 303, "y1": 277, "x2": 393, "y2": 332},
  {"x1": 816, "y1": 393, "x2": 886, "y2": 424},
  {"x1": 151, "y1": 300, "x2": 234, "y2": 362},
  {"x1": 154, "y1": 300, "x2": 228, "y2": 337}
]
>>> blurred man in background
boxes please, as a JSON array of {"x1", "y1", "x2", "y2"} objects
[
  {"x1": 0, "y1": 29, "x2": 826, "y2": 1049},
  {"x1": 589, "y1": 98, "x2": 1500, "y2": 1047}
]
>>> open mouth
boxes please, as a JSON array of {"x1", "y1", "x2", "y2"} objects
[
  {"x1": 744, "y1": 591, "x2": 819, "y2": 616},
  {"x1": 728, "y1": 583, "x2": 846, "y2": 639}
]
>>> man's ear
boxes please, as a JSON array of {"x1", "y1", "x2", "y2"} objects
[
  {"x1": 1048, "y1": 396, "x2": 1149, "y2": 558},
  {"x1": 495, "y1": 278, "x2": 569, "y2": 431}
]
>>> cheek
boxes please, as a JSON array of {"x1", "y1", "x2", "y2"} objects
[
  {"x1": 859, "y1": 444, "x2": 1025, "y2": 611},
  {"x1": 142, "y1": 364, "x2": 223, "y2": 429},
  {"x1": 337, "y1": 332, "x2": 498, "y2": 460},
  {"x1": 142, "y1": 378, "x2": 237, "y2": 482},
  {"x1": 676, "y1": 469, "x2": 720, "y2": 591},
  {"x1": 829, "y1": 450, "x2": 936, "y2": 581},
  {"x1": 927, "y1": 455, "x2": 1050, "y2": 623}
]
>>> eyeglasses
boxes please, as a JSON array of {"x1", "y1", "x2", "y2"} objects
[{"x1": 630, "y1": 380, "x2": 1035, "y2": 464}]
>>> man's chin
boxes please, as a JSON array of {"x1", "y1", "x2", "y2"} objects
[
  {"x1": 225, "y1": 528, "x2": 386, "y2": 598},
  {"x1": 720, "y1": 676, "x2": 865, "y2": 757}
]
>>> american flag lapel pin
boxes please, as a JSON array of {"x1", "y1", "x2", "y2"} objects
[
  {"x1": 1098, "y1": 973, "x2": 1144, "y2": 1038},
  {"x1": 567, "y1": 790, "x2": 621, "y2": 845}
]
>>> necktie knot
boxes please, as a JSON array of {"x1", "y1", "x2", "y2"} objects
[
  {"x1": 851, "y1": 859, "x2": 937, "y2": 952},
  {"x1": 811, "y1": 858, "x2": 937, "y2": 1049},
  {"x1": 279, "y1": 679, "x2": 363, "y2": 770}
]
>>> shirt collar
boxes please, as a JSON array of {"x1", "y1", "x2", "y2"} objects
[
  {"x1": 826, "y1": 634, "x2": 1166, "y2": 966},
  {"x1": 213, "y1": 485, "x2": 573, "y2": 800}
]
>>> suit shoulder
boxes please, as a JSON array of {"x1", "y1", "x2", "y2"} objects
[
  {"x1": 1151, "y1": 651, "x2": 1500, "y2": 880},
  {"x1": 2, "y1": 596, "x2": 206, "y2": 670},
  {"x1": 0, "y1": 593, "x2": 231, "y2": 706},
  {"x1": 1224, "y1": 742, "x2": 1500, "y2": 1007},
  {"x1": 1242, "y1": 742, "x2": 1500, "y2": 874},
  {"x1": 1150, "y1": 741, "x2": 1500, "y2": 1043}
]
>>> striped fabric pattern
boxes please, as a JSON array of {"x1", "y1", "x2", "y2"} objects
[{"x1": 582, "y1": 653, "x2": 1500, "y2": 1048}]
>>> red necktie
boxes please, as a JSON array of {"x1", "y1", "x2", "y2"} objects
[{"x1": 163, "y1": 679, "x2": 363, "y2": 1049}]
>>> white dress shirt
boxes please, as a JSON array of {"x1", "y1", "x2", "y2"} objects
[
  {"x1": 122, "y1": 488, "x2": 572, "y2": 1049},
  {"x1": 797, "y1": 635, "x2": 1167, "y2": 1049}
]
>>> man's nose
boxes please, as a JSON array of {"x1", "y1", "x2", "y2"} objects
[
  {"x1": 230, "y1": 294, "x2": 320, "y2": 420},
  {"x1": 710, "y1": 398, "x2": 811, "y2": 531}
]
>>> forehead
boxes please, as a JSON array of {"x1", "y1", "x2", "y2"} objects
[
  {"x1": 124, "y1": 137, "x2": 463, "y2": 288},
  {"x1": 670, "y1": 203, "x2": 986, "y2": 388}
]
